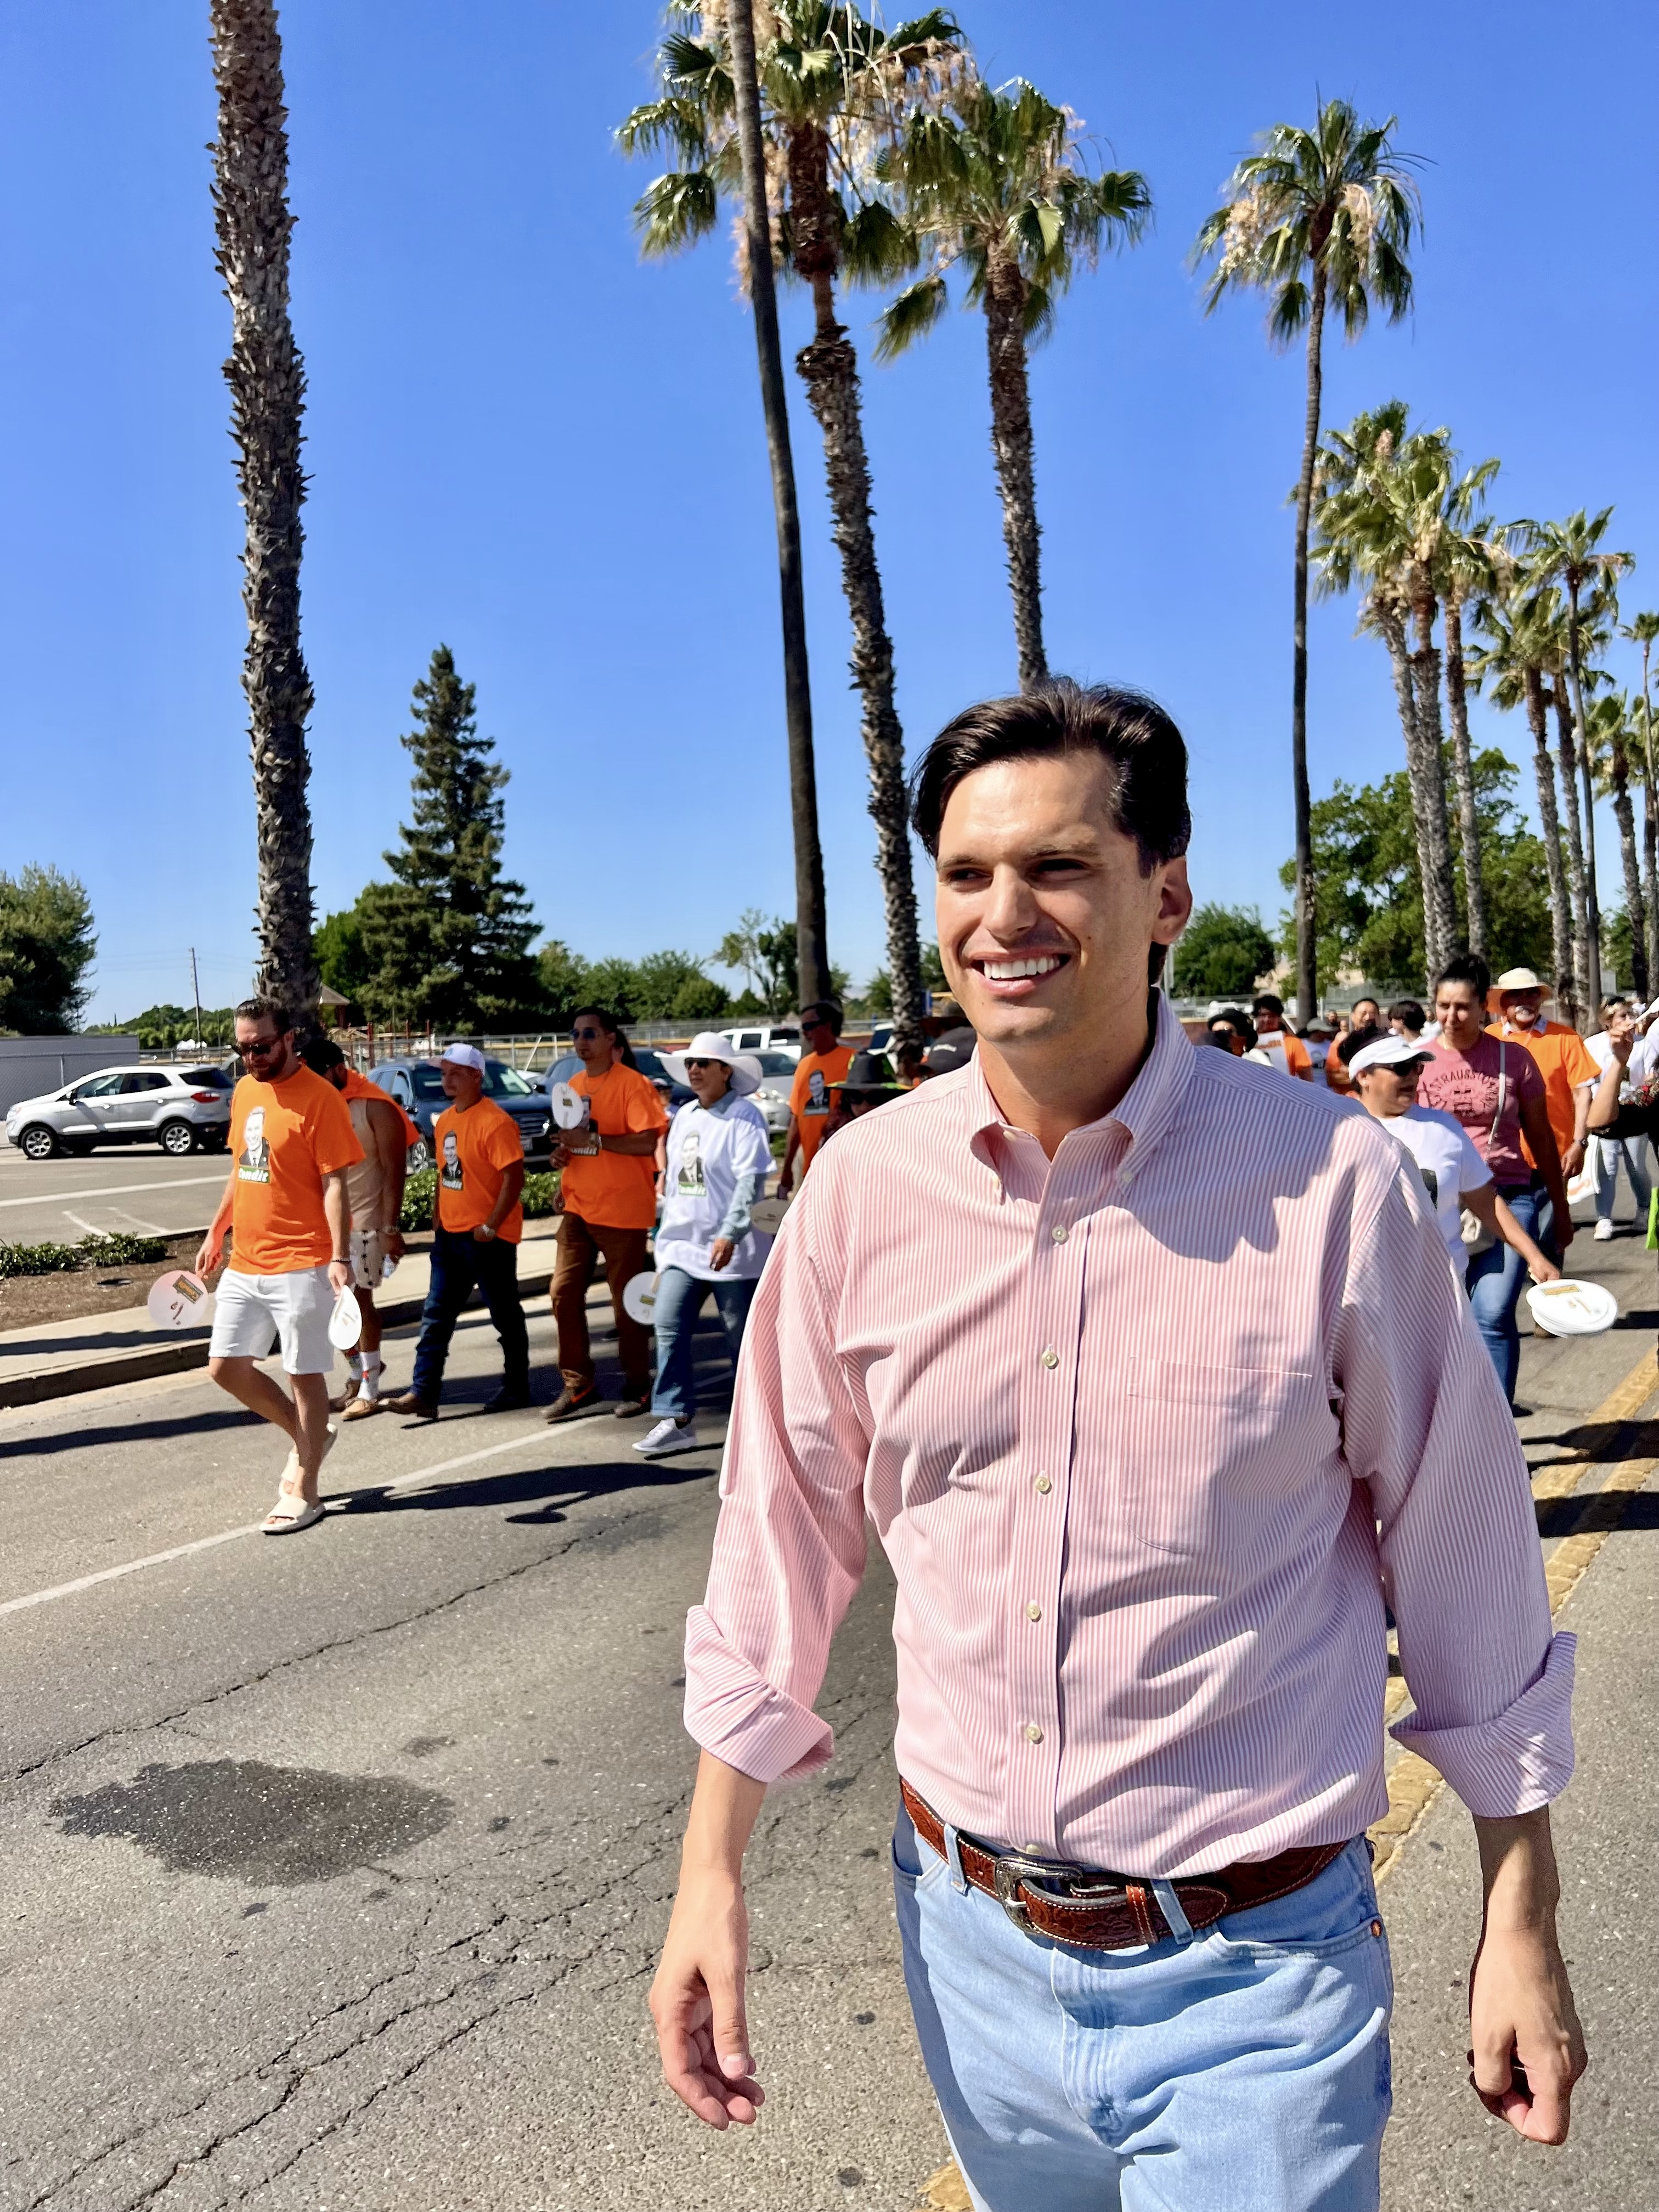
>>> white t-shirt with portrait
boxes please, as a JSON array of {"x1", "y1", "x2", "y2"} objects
[{"x1": 1384, "y1": 1104, "x2": 1493, "y2": 1265}]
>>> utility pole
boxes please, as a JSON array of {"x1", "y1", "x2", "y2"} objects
[{"x1": 189, "y1": 947, "x2": 204, "y2": 1048}]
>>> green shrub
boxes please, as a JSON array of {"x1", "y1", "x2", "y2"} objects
[
  {"x1": 0, "y1": 1229, "x2": 171, "y2": 1278},
  {"x1": 399, "y1": 1167, "x2": 560, "y2": 1233},
  {"x1": 0, "y1": 1240, "x2": 81, "y2": 1277},
  {"x1": 79, "y1": 1232, "x2": 167, "y2": 1267},
  {"x1": 522, "y1": 1172, "x2": 560, "y2": 1220}
]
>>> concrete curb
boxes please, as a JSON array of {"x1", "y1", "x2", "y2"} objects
[{"x1": 0, "y1": 1265, "x2": 560, "y2": 1410}]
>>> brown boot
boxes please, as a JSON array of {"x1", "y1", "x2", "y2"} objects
[
  {"x1": 544, "y1": 1384, "x2": 601, "y2": 1424},
  {"x1": 612, "y1": 1386, "x2": 652, "y2": 1419},
  {"x1": 386, "y1": 1390, "x2": 438, "y2": 1422},
  {"x1": 329, "y1": 1375, "x2": 361, "y2": 1413}
]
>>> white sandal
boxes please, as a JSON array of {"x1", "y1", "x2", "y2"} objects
[{"x1": 262, "y1": 1489, "x2": 325, "y2": 1536}]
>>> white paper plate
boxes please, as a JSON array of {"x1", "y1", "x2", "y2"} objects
[
  {"x1": 1526, "y1": 1278, "x2": 1619, "y2": 1338},
  {"x1": 548, "y1": 1080, "x2": 586, "y2": 1131},
  {"x1": 748, "y1": 1197, "x2": 789, "y2": 1235},
  {"x1": 621, "y1": 1271, "x2": 660, "y2": 1325},
  {"x1": 328, "y1": 1286, "x2": 364, "y2": 1350},
  {"x1": 147, "y1": 1269, "x2": 213, "y2": 1330}
]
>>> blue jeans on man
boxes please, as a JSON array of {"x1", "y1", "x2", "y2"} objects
[
  {"x1": 411, "y1": 1226, "x2": 528, "y2": 1402},
  {"x1": 648, "y1": 1266, "x2": 756, "y2": 1420},
  {"x1": 894, "y1": 1805, "x2": 1391, "y2": 2211}
]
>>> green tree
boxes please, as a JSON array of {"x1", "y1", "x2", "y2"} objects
[
  {"x1": 1584, "y1": 690, "x2": 1648, "y2": 1000},
  {"x1": 313, "y1": 905, "x2": 372, "y2": 1004},
  {"x1": 1169, "y1": 905, "x2": 1276, "y2": 999},
  {"x1": 864, "y1": 939, "x2": 947, "y2": 1012},
  {"x1": 1193, "y1": 99, "x2": 1419, "y2": 1024},
  {"x1": 538, "y1": 941, "x2": 592, "y2": 1025},
  {"x1": 1621, "y1": 610, "x2": 1659, "y2": 986},
  {"x1": 1282, "y1": 747, "x2": 1550, "y2": 994},
  {"x1": 877, "y1": 72, "x2": 1149, "y2": 690},
  {"x1": 619, "y1": 2, "x2": 956, "y2": 1053},
  {"x1": 210, "y1": 0, "x2": 318, "y2": 1020},
  {"x1": 1469, "y1": 579, "x2": 1575, "y2": 1005},
  {"x1": 0, "y1": 866, "x2": 98, "y2": 1033},
  {"x1": 356, "y1": 647, "x2": 541, "y2": 1029}
]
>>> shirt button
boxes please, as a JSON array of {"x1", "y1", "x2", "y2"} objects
[
  {"x1": 1026, "y1": 1601, "x2": 1042, "y2": 1621},
  {"x1": 1040, "y1": 1348, "x2": 1059, "y2": 1369},
  {"x1": 1050, "y1": 1224, "x2": 1068, "y2": 1243},
  {"x1": 1024, "y1": 1722, "x2": 1044, "y2": 1743},
  {"x1": 1034, "y1": 1474, "x2": 1052, "y2": 1494}
]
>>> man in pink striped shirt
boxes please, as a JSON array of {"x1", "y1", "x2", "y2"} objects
[{"x1": 650, "y1": 682, "x2": 1585, "y2": 2210}]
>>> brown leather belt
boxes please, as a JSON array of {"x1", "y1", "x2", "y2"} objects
[{"x1": 900, "y1": 1779, "x2": 1351, "y2": 1951}]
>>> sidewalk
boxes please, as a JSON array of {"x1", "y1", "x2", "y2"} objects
[{"x1": 0, "y1": 1216, "x2": 568, "y2": 1408}]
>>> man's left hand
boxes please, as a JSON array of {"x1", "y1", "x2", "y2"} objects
[
  {"x1": 1469, "y1": 1919, "x2": 1587, "y2": 2142},
  {"x1": 328, "y1": 1260, "x2": 353, "y2": 1296},
  {"x1": 1561, "y1": 1140, "x2": 1585, "y2": 1180},
  {"x1": 473, "y1": 1223, "x2": 497, "y2": 1244}
]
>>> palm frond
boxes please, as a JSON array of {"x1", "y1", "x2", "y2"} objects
[
  {"x1": 616, "y1": 95, "x2": 709, "y2": 163},
  {"x1": 872, "y1": 269, "x2": 950, "y2": 359},
  {"x1": 631, "y1": 169, "x2": 720, "y2": 257},
  {"x1": 842, "y1": 196, "x2": 919, "y2": 283}
]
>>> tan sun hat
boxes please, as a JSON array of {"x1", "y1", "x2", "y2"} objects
[{"x1": 1488, "y1": 967, "x2": 1552, "y2": 1013}]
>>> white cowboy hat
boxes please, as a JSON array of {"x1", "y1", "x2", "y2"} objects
[{"x1": 659, "y1": 1032, "x2": 763, "y2": 1095}]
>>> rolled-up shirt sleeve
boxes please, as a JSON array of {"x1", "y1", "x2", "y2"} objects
[
  {"x1": 684, "y1": 1182, "x2": 871, "y2": 1783},
  {"x1": 1333, "y1": 1151, "x2": 1574, "y2": 1816}
]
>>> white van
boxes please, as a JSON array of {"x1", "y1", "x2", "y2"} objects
[{"x1": 717, "y1": 1023, "x2": 802, "y2": 1062}]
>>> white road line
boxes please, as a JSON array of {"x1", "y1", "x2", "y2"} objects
[
  {"x1": 0, "y1": 1425, "x2": 565, "y2": 1621},
  {"x1": 0, "y1": 1175, "x2": 225, "y2": 1212},
  {"x1": 64, "y1": 1209, "x2": 168, "y2": 1236}
]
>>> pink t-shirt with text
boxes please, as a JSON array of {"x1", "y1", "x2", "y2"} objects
[{"x1": 1416, "y1": 1032, "x2": 1544, "y2": 1189}]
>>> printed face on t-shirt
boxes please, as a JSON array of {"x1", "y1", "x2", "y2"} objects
[
  {"x1": 677, "y1": 1131, "x2": 706, "y2": 1194},
  {"x1": 441, "y1": 1131, "x2": 462, "y2": 1189},
  {"x1": 805, "y1": 1071, "x2": 829, "y2": 1116},
  {"x1": 239, "y1": 1107, "x2": 269, "y2": 1181}
]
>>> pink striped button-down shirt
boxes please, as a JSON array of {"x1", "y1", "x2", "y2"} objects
[{"x1": 685, "y1": 997, "x2": 1573, "y2": 1877}]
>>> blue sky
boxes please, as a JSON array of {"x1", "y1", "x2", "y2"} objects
[{"x1": 1, "y1": 1, "x2": 1655, "y2": 1024}]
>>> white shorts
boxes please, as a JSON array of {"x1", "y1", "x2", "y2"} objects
[
  {"x1": 349, "y1": 1226, "x2": 395, "y2": 1290},
  {"x1": 209, "y1": 1265, "x2": 336, "y2": 1375}
]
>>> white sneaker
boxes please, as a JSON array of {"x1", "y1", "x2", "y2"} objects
[
  {"x1": 634, "y1": 1417, "x2": 702, "y2": 1458},
  {"x1": 1594, "y1": 1218, "x2": 1615, "y2": 1242}
]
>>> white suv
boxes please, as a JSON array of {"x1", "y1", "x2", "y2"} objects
[
  {"x1": 4, "y1": 1065, "x2": 234, "y2": 1160},
  {"x1": 718, "y1": 1023, "x2": 801, "y2": 1061}
]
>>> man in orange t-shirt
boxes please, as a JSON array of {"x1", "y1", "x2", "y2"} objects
[
  {"x1": 546, "y1": 1005, "x2": 670, "y2": 1421},
  {"x1": 389, "y1": 1043, "x2": 529, "y2": 1420},
  {"x1": 198, "y1": 997, "x2": 363, "y2": 1535},
  {"x1": 1486, "y1": 968, "x2": 1598, "y2": 1197},
  {"x1": 777, "y1": 1002, "x2": 855, "y2": 1195},
  {"x1": 1251, "y1": 993, "x2": 1314, "y2": 1081}
]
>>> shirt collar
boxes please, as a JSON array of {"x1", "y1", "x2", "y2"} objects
[{"x1": 963, "y1": 991, "x2": 1196, "y2": 1173}]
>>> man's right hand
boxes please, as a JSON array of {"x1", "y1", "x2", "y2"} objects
[
  {"x1": 775, "y1": 1165, "x2": 794, "y2": 1199},
  {"x1": 649, "y1": 1866, "x2": 764, "y2": 2131},
  {"x1": 195, "y1": 1231, "x2": 224, "y2": 1279}
]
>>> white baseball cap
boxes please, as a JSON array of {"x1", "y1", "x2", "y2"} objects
[
  {"x1": 440, "y1": 1043, "x2": 487, "y2": 1073},
  {"x1": 1347, "y1": 1034, "x2": 1434, "y2": 1078}
]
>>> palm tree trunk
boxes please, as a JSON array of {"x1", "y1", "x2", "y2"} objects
[
  {"x1": 981, "y1": 257, "x2": 1047, "y2": 695},
  {"x1": 1289, "y1": 266, "x2": 1327, "y2": 1025},
  {"x1": 210, "y1": 0, "x2": 317, "y2": 1020},
  {"x1": 1612, "y1": 758, "x2": 1648, "y2": 1000},
  {"x1": 1523, "y1": 667, "x2": 1574, "y2": 1018},
  {"x1": 1406, "y1": 603, "x2": 1459, "y2": 976},
  {"x1": 1441, "y1": 593, "x2": 1487, "y2": 957},
  {"x1": 1566, "y1": 590, "x2": 1602, "y2": 977},
  {"x1": 1379, "y1": 608, "x2": 1447, "y2": 984},
  {"x1": 1553, "y1": 676, "x2": 1594, "y2": 1017},
  {"x1": 727, "y1": 0, "x2": 831, "y2": 1011},
  {"x1": 1641, "y1": 652, "x2": 1659, "y2": 992},
  {"x1": 786, "y1": 130, "x2": 924, "y2": 1050}
]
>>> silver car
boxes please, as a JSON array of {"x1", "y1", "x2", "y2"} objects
[
  {"x1": 4, "y1": 1064, "x2": 234, "y2": 1160},
  {"x1": 749, "y1": 1049, "x2": 798, "y2": 1135}
]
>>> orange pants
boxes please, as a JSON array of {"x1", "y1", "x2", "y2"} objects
[{"x1": 551, "y1": 1213, "x2": 653, "y2": 1395}]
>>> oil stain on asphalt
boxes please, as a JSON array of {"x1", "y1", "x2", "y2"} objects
[{"x1": 48, "y1": 1759, "x2": 453, "y2": 1885}]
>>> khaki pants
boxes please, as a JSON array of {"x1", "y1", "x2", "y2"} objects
[{"x1": 552, "y1": 1213, "x2": 653, "y2": 1395}]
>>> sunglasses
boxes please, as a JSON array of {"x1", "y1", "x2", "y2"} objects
[
  {"x1": 236, "y1": 1036, "x2": 287, "y2": 1059},
  {"x1": 572, "y1": 1026, "x2": 604, "y2": 1041},
  {"x1": 686, "y1": 1057, "x2": 721, "y2": 1070}
]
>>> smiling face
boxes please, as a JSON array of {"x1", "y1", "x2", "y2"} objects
[
  {"x1": 934, "y1": 752, "x2": 1191, "y2": 1064},
  {"x1": 1355, "y1": 1057, "x2": 1425, "y2": 1117},
  {"x1": 1501, "y1": 988, "x2": 1544, "y2": 1030}
]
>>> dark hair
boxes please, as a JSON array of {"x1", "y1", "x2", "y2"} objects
[
  {"x1": 1337, "y1": 1022, "x2": 1385, "y2": 1068},
  {"x1": 1435, "y1": 953, "x2": 1491, "y2": 1002},
  {"x1": 1251, "y1": 993, "x2": 1283, "y2": 1017},
  {"x1": 1209, "y1": 1009, "x2": 1257, "y2": 1050},
  {"x1": 910, "y1": 678, "x2": 1190, "y2": 870},
  {"x1": 1387, "y1": 999, "x2": 1425, "y2": 1031},
  {"x1": 800, "y1": 1001, "x2": 844, "y2": 1036},
  {"x1": 910, "y1": 679, "x2": 1190, "y2": 985},
  {"x1": 302, "y1": 1035, "x2": 345, "y2": 1074},
  {"x1": 1199, "y1": 1028, "x2": 1236, "y2": 1051},
  {"x1": 234, "y1": 994, "x2": 292, "y2": 1034},
  {"x1": 572, "y1": 1005, "x2": 637, "y2": 1069}
]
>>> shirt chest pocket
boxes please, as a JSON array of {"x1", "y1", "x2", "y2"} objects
[{"x1": 1113, "y1": 1356, "x2": 1328, "y2": 1558}]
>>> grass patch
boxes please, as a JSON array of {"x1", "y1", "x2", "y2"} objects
[{"x1": 0, "y1": 1231, "x2": 170, "y2": 1279}]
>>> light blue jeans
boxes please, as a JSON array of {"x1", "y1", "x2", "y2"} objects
[
  {"x1": 1592, "y1": 1133, "x2": 1651, "y2": 1224},
  {"x1": 894, "y1": 1807, "x2": 1392, "y2": 2212},
  {"x1": 647, "y1": 1265, "x2": 757, "y2": 1420}
]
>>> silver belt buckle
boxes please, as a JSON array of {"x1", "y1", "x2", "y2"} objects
[{"x1": 991, "y1": 1848, "x2": 1099, "y2": 1937}]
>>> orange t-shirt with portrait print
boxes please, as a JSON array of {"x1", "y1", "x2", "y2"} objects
[
  {"x1": 789, "y1": 1045, "x2": 856, "y2": 1171},
  {"x1": 561, "y1": 1061, "x2": 669, "y2": 1231},
  {"x1": 434, "y1": 1096, "x2": 526, "y2": 1242},
  {"x1": 227, "y1": 1066, "x2": 363, "y2": 1276}
]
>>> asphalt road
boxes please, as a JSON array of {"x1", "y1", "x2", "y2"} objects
[
  {"x1": 1, "y1": 1216, "x2": 1655, "y2": 2211},
  {"x1": 0, "y1": 1145, "x2": 230, "y2": 1244}
]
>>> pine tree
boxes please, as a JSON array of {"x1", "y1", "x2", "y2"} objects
[{"x1": 357, "y1": 647, "x2": 541, "y2": 1030}]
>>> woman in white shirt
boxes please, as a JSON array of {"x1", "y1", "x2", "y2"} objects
[
  {"x1": 634, "y1": 1033, "x2": 774, "y2": 1460},
  {"x1": 1347, "y1": 1033, "x2": 1559, "y2": 1286},
  {"x1": 1584, "y1": 996, "x2": 1654, "y2": 1239}
]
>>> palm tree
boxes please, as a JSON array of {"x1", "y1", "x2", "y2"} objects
[
  {"x1": 619, "y1": 5, "x2": 956, "y2": 1052},
  {"x1": 874, "y1": 74, "x2": 1150, "y2": 691},
  {"x1": 209, "y1": 0, "x2": 318, "y2": 1019},
  {"x1": 1522, "y1": 509, "x2": 1636, "y2": 978},
  {"x1": 1585, "y1": 690, "x2": 1649, "y2": 1000},
  {"x1": 1437, "y1": 461, "x2": 1503, "y2": 958},
  {"x1": 1193, "y1": 101, "x2": 1419, "y2": 1023},
  {"x1": 722, "y1": 0, "x2": 831, "y2": 1012},
  {"x1": 1623, "y1": 610, "x2": 1659, "y2": 988},
  {"x1": 1311, "y1": 404, "x2": 1457, "y2": 979},
  {"x1": 1470, "y1": 583, "x2": 1575, "y2": 1010}
]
